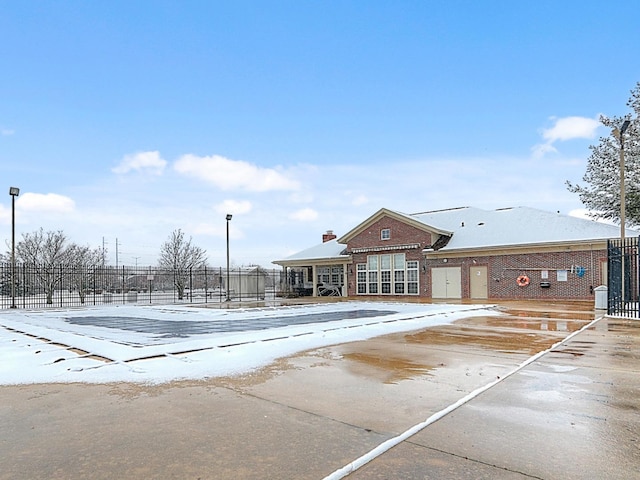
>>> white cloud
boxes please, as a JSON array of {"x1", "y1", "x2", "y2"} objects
[
  {"x1": 542, "y1": 116, "x2": 600, "y2": 142},
  {"x1": 112, "y1": 151, "x2": 167, "y2": 175},
  {"x1": 17, "y1": 192, "x2": 75, "y2": 213},
  {"x1": 1, "y1": 128, "x2": 15, "y2": 136},
  {"x1": 289, "y1": 208, "x2": 318, "y2": 221},
  {"x1": 533, "y1": 115, "x2": 601, "y2": 159},
  {"x1": 174, "y1": 154, "x2": 300, "y2": 192},
  {"x1": 214, "y1": 199, "x2": 252, "y2": 215}
]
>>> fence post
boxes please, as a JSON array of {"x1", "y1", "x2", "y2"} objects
[
  {"x1": 237, "y1": 267, "x2": 241, "y2": 302},
  {"x1": 21, "y1": 264, "x2": 25, "y2": 308},
  {"x1": 58, "y1": 265, "x2": 62, "y2": 308},
  {"x1": 204, "y1": 265, "x2": 208, "y2": 304}
]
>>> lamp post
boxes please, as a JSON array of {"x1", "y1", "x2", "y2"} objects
[
  {"x1": 226, "y1": 214, "x2": 232, "y2": 302},
  {"x1": 614, "y1": 120, "x2": 631, "y2": 304},
  {"x1": 9, "y1": 187, "x2": 20, "y2": 309}
]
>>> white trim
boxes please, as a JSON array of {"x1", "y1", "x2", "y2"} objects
[{"x1": 352, "y1": 243, "x2": 420, "y2": 254}]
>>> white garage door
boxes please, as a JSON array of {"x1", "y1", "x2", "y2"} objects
[{"x1": 431, "y1": 266, "x2": 462, "y2": 299}]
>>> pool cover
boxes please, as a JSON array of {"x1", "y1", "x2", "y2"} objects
[{"x1": 65, "y1": 309, "x2": 398, "y2": 338}]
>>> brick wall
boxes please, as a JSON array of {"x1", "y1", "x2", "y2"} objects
[
  {"x1": 347, "y1": 216, "x2": 434, "y2": 249},
  {"x1": 344, "y1": 213, "x2": 606, "y2": 301},
  {"x1": 345, "y1": 215, "x2": 433, "y2": 296},
  {"x1": 425, "y1": 249, "x2": 606, "y2": 301}
]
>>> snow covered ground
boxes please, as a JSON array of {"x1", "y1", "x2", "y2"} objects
[{"x1": 0, "y1": 302, "x2": 494, "y2": 385}]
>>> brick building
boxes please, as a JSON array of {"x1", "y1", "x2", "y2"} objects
[{"x1": 274, "y1": 206, "x2": 635, "y2": 301}]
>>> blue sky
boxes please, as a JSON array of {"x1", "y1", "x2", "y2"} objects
[{"x1": 1, "y1": 1, "x2": 639, "y2": 267}]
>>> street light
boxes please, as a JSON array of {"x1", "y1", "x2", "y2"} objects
[
  {"x1": 9, "y1": 187, "x2": 20, "y2": 309},
  {"x1": 226, "y1": 214, "x2": 232, "y2": 302},
  {"x1": 614, "y1": 120, "x2": 631, "y2": 304}
]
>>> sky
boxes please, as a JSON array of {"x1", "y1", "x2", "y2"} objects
[
  {"x1": 0, "y1": 302, "x2": 491, "y2": 384},
  {"x1": 1, "y1": 1, "x2": 639, "y2": 267}
]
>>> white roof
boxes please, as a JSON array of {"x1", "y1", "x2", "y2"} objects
[
  {"x1": 275, "y1": 238, "x2": 348, "y2": 263},
  {"x1": 275, "y1": 206, "x2": 634, "y2": 263},
  {"x1": 413, "y1": 206, "x2": 633, "y2": 251}
]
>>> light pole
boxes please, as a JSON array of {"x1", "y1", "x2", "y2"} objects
[
  {"x1": 226, "y1": 214, "x2": 232, "y2": 302},
  {"x1": 9, "y1": 187, "x2": 20, "y2": 309},
  {"x1": 614, "y1": 120, "x2": 631, "y2": 304}
]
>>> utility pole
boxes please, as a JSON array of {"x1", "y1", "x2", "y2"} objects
[{"x1": 614, "y1": 119, "x2": 631, "y2": 305}]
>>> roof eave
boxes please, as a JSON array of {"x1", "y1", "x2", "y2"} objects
[
  {"x1": 424, "y1": 238, "x2": 611, "y2": 257},
  {"x1": 273, "y1": 255, "x2": 352, "y2": 267},
  {"x1": 337, "y1": 207, "x2": 452, "y2": 243}
]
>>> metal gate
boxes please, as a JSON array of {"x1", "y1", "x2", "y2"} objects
[{"x1": 608, "y1": 237, "x2": 640, "y2": 317}]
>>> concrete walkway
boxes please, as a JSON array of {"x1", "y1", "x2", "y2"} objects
[
  {"x1": 1, "y1": 302, "x2": 638, "y2": 479},
  {"x1": 346, "y1": 314, "x2": 640, "y2": 479}
]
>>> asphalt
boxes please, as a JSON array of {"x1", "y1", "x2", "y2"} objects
[{"x1": 0, "y1": 301, "x2": 638, "y2": 479}]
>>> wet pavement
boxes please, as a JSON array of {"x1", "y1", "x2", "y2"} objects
[{"x1": 1, "y1": 301, "x2": 639, "y2": 479}]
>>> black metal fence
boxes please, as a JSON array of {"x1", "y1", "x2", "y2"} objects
[
  {"x1": 0, "y1": 264, "x2": 284, "y2": 309},
  {"x1": 608, "y1": 237, "x2": 640, "y2": 318}
]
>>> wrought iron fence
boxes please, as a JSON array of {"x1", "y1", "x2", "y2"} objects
[
  {"x1": 0, "y1": 264, "x2": 284, "y2": 309},
  {"x1": 608, "y1": 237, "x2": 640, "y2": 318}
]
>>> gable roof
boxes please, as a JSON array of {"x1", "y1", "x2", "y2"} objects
[
  {"x1": 272, "y1": 206, "x2": 635, "y2": 264},
  {"x1": 337, "y1": 207, "x2": 451, "y2": 244}
]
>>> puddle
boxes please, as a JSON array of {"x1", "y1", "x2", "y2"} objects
[
  {"x1": 404, "y1": 327, "x2": 558, "y2": 355},
  {"x1": 342, "y1": 351, "x2": 435, "y2": 384},
  {"x1": 463, "y1": 315, "x2": 585, "y2": 333},
  {"x1": 500, "y1": 309, "x2": 596, "y2": 321}
]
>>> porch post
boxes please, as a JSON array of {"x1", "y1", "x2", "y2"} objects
[{"x1": 312, "y1": 265, "x2": 318, "y2": 297}]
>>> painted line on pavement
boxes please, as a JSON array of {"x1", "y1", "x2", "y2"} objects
[{"x1": 323, "y1": 313, "x2": 606, "y2": 480}]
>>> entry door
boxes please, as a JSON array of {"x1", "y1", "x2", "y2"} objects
[
  {"x1": 470, "y1": 265, "x2": 488, "y2": 299},
  {"x1": 431, "y1": 267, "x2": 462, "y2": 299}
]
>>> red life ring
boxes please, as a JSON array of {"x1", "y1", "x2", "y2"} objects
[{"x1": 516, "y1": 275, "x2": 530, "y2": 287}]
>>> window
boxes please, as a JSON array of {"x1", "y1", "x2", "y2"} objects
[
  {"x1": 407, "y1": 261, "x2": 419, "y2": 294},
  {"x1": 380, "y1": 254, "x2": 391, "y2": 293},
  {"x1": 381, "y1": 228, "x2": 391, "y2": 240},
  {"x1": 356, "y1": 253, "x2": 419, "y2": 295},
  {"x1": 368, "y1": 271, "x2": 378, "y2": 293},
  {"x1": 393, "y1": 253, "x2": 406, "y2": 294},
  {"x1": 317, "y1": 266, "x2": 330, "y2": 284},
  {"x1": 357, "y1": 264, "x2": 367, "y2": 293},
  {"x1": 331, "y1": 266, "x2": 342, "y2": 285},
  {"x1": 381, "y1": 271, "x2": 392, "y2": 293}
]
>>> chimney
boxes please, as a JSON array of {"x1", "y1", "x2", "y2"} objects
[{"x1": 322, "y1": 230, "x2": 337, "y2": 243}]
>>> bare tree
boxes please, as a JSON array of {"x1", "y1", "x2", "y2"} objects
[
  {"x1": 16, "y1": 228, "x2": 73, "y2": 304},
  {"x1": 66, "y1": 244, "x2": 103, "y2": 304},
  {"x1": 158, "y1": 229, "x2": 207, "y2": 300}
]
